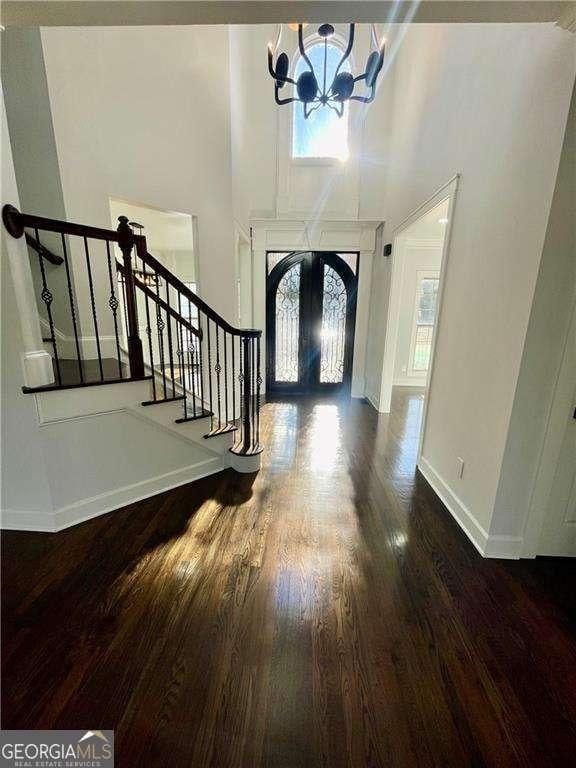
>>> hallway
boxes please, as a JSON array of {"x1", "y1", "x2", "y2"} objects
[{"x1": 2, "y1": 388, "x2": 576, "y2": 766}]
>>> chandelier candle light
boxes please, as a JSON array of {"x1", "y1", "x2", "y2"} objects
[{"x1": 267, "y1": 23, "x2": 386, "y2": 118}]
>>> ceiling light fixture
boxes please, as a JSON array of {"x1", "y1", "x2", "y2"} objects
[{"x1": 267, "y1": 23, "x2": 385, "y2": 119}]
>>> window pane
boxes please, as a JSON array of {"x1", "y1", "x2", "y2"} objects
[
  {"x1": 417, "y1": 278, "x2": 439, "y2": 325},
  {"x1": 275, "y1": 264, "x2": 301, "y2": 382},
  {"x1": 320, "y1": 264, "x2": 347, "y2": 383},
  {"x1": 413, "y1": 326, "x2": 434, "y2": 371},
  {"x1": 292, "y1": 44, "x2": 349, "y2": 160}
]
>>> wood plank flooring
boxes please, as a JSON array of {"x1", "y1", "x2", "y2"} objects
[{"x1": 2, "y1": 387, "x2": 576, "y2": 767}]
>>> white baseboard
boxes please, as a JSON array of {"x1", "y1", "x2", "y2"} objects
[
  {"x1": 393, "y1": 377, "x2": 427, "y2": 388},
  {"x1": 1, "y1": 456, "x2": 223, "y2": 533},
  {"x1": 418, "y1": 456, "x2": 523, "y2": 559},
  {"x1": 365, "y1": 391, "x2": 381, "y2": 412}
]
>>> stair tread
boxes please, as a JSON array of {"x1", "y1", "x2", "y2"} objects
[{"x1": 204, "y1": 423, "x2": 238, "y2": 439}]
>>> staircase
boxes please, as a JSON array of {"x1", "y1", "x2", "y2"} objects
[{"x1": 3, "y1": 204, "x2": 263, "y2": 512}]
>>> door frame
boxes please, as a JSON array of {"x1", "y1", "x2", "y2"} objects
[
  {"x1": 523, "y1": 296, "x2": 576, "y2": 556},
  {"x1": 266, "y1": 250, "x2": 359, "y2": 395}
]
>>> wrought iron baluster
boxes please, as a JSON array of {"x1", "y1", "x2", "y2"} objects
[
  {"x1": 105, "y1": 241, "x2": 123, "y2": 379},
  {"x1": 232, "y1": 333, "x2": 236, "y2": 422},
  {"x1": 215, "y1": 324, "x2": 222, "y2": 429},
  {"x1": 155, "y1": 276, "x2": 167, "y2": 399},
  {"x1": 224, "y1": 331, "x2": 229, "y2": 426},
  {"x1": 256, "y1": 334, "x2": 262, "y2": 448},
  {"x1": 35, "y1": 228, "x2": 61, "y2": 385},
  {"x1": 198, "y1": 312, "x2": 206, "y2": 416},
  {"x1": 186, "y1": 296, "x2": 197, "y2": 418},
  {"x1": 60, "y1": 233, "x2": 83, "y2": 382},
  {"x1": 83, "y1": 236, "x2": 104, "y2": 380},
  {"x1": 165, "y1": 282, "x2": 176, "y2": 397},
  {"x1": 206, "y1": 318, "x2": 214, "y2": 431},
  {"x1": 238, "y1": 335, "x2": 244, "y2": 445},
  {"x1": 177, "y1": 292, "x2": 188, "y2": 418},
  {"x1": 251, "y1": 337, "x2": 256, "y2": 449},
  {"x1": 141, "y1": 271, "x2": 156, "y2": 400}
]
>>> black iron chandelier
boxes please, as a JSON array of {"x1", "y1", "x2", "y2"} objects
[{"x1": 267, "y1": 23, "x2": 385, "y2": 118}]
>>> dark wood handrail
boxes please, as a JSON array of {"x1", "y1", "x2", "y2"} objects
[
  {"x1": 10, "y1": 209, "x2": 120, "y2": 243},
  {"x1": 2, "y1": 205, "x2": 260, "y2": 339},
  {"x1": 135, "y1": 238, "x2": 261, "y2": 339},
  {"x1": 117, "y1": 262, "x2": 202, "y2": 340},
  {"x1": 25, "y1": 233, "x2": 64, "y2": 266}
]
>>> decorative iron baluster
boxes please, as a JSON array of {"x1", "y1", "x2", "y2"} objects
[
  {"x1": 155, "y1": 276, "x2": 167, "y2": 399},
  {"x1": 232, "y1": 333, "x2": 236, "y2": 422},
  {"x1": 60, "y1": 233, "x2": 83, "y2": 382},
  {"x1": 177, "y1": 293, "x2": 188, "y2": 418},
  {"x1": 186, "y1": 296, "x2": 197, "y2": 418},
  {"x1": 238, "y1": 336, "x2": 244, "y2": 445},
  {"x1": 251, "y1": 337, "x2": 256, "y2": 449},
  {"x1": 224, "y1": 331, "x2": 229, "y2": 426},
  {"x1": 256, "y1": 334, "x2": 262, "y2": 448},
  {"x1": 83, "y1": 236, "x2": 104, "y2": 380},
  {"x1": 197, "y1": 312, "x2": 206, "y2": 415},
  {"x1": 206, "y1": 318, "x2": 214, "y2": 431},
  {"x1": 105, "y1": 241, "x2": 123, "y2": 379},
  {"x1": 35, "y1": 228, "x2": 61, "y2": 385},
  {"x1": 215, "y1": 324, "x2": 222, "y2": 429},
  {"x1": 165, "y1": 282, "x2": 176, "y2": 398},
  {"x1": 141, "y1": 273, "x2": 156, "y2": 400}
]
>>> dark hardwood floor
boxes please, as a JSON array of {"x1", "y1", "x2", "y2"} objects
[{"x1": 2, "y1": 387, "x2": 576, "y2": 767}]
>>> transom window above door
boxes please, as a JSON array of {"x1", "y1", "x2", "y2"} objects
[{"x1": 292, "y1": 43, "x2": 350, "y2": 161}]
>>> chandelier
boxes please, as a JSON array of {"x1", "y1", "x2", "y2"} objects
[{"x1": 267, "y1": 23, "x2": 385, "y2": 118}]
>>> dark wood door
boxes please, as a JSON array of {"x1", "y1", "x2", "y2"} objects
[{"x1": 266, "y1": 251, "x2": 358, "y2": 394}]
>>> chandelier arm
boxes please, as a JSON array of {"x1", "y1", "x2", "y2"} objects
[
  {"x1": 268, "y1": 49, "x2": 296, "y2": 85},
  {"x1": 298, "y1": 24, "x2": 314, "y2": 73},
  {"x1": 349, "y1": 91, "x2": 376, "y2": 104},
  {"x1": 353, "y1": 73, "x2": 367, "y2": 83},
  {"x1": 275, "y1": 93, "x2": 299, "y2": 106},
  {"x1": 333, "y1": 24, "x2": 355, "y2": 82}
]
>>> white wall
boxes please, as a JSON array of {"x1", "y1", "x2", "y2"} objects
[
  {"x1": 1, "y1": 89, "x2": 54, "y2": 518},
  {"x1": 41, "y1": 26, "x2": 237, "y2": 325},
  {"x1": 364, "y1": 23, "x2": 575, "y2": 542},
  {"x1": 493, "y1": 80, "x2": 576, "y2": 552}
]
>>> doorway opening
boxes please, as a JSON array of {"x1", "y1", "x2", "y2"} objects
[
  {"x1": 266, "y1": 251, "x2": 358, "y2": 395},
  {"x1": 378, "y1": 176, "x2": 458, "y2": 462}
]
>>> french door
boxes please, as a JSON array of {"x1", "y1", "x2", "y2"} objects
[{"x1": 266, "y1": 251, "x2": 358, "y2": 394}]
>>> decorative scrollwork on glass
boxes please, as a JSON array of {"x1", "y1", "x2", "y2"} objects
[
  {"x1": 275, "y1": 263, "x2": 301, "y2": 382},
  {"x1": 320, "y1": 265, "x2": 347, "y2": 383}
]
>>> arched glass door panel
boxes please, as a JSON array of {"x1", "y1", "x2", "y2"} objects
[
  {"x1": 267, "y1": 252, "x2": 357, "y2": 394},
  {"x1": 320, "y1": 265, "x2": 347, "y2": 383},
  {"x1": 274, "y1": 263, "x2": 301, "y2": 383}
]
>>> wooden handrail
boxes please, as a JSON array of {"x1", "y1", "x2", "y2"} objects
[
  {"x1": 117, "y1": 262, "x2": 202, "y2": 340},
  {"x1": 25, "y1": 232, "x2": 64, "y2": 266},
  {"x1": 3, "y1": 205, "x2": 119, "y2": 243},
  {"x1": 135, "y1": 238, "x2": 261, "y2": 338},
  {"x1": 2, "y1": 206, "x2": 259, "y2": 339}
]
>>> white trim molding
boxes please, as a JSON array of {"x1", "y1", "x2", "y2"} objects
[
  {"x1": 251, "y1": 217, "x2": 382, "y2": 398},
  {"x1": 418, "y1": 456, "x2": 523, "y2": 559},
  {"x1": 1, "y1": 457, "x2": 223, "y2": 533}
]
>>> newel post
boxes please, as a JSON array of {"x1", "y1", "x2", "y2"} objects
[
  {"x1": 241, "y1": 335, "x2": 252, "y2": 452},
  {"x1": 117, "y1": 216, "x2": 144, "y2": 378}
]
